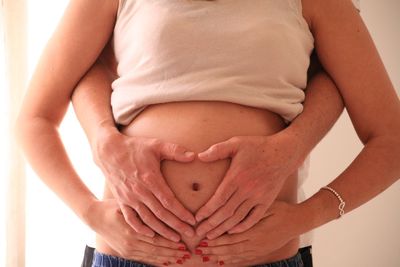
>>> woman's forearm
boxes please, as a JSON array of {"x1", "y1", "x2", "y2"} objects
[
  {"x1": 299, "y1": 134, "x2": 400, "y2": 234},
  {"x1": 16, "y1": 117, "x2": 97, "y2": 223},
  {"x1": 16, "y1": 0, "x2": 118, "y2": 226}
]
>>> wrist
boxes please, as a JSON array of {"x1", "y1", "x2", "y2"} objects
[
  {"x1": 82, "y1": 198, "x2": 103, "y2": 230},
  {"x1": 296, "y1": 190, "x2": 340, "y2": 234},
  {"x1": 280, "y1": 117, "x2": 320, "y2": 163},
  {"x1": 91, "y1": 120, "x2": 120, "y2": 158},
  {"x1": 273, "y1": 129, "x2": 309, "y2": 167}
]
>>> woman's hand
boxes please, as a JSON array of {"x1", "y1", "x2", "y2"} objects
[
  {"x1": 85, "y1": 199, "x2": 192, "y2": 266},
  {"x1": 194, "y1": 201, "x2": 304, "y2": 266},
  {"x1": 195, "y1": 133, "x2": 305, "y2": 238},
  {"x1": 93, "y1": 126, "x2": 196, "y2": 242}
]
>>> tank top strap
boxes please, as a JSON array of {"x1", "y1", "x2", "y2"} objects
[{"x1": 287, "y1": 0, "x2": 314, "y2": 43}]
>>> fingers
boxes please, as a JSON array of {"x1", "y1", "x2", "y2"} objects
[
  {"x1": 228, "y1": 204, "x2": 267, "y2": 234},
  {"x1": 135, "y1": 202, "x2": 182, "y2": 242},
  {"x1": 123, "y1": 249, "x2": 184, "y2": 267},
  {"x1": 194, "y1": 239, "x2": 250, "y2": 266},
  {"x1": 134, "y1": 185, "x2": 194, "y2": 242},
  {"x1": 138, "y1": 234, "x2": 186, "y2": 250},
  {"x1": 136, "y1": 240, "x2": 191, "y2": 259},
  {"x1": 195, "y1": 239, "x2": 251, "y2": 266},
  {"x1": 196, "y1": 241, "x2": 249, "y2": 258},
  {"x1": 195, "y1": 173, "x2": 237, "y2": 222},
  {"x1": 205, "y1": 253, "x2": 252, "y2": 266},
  {"x1": 158, "y1": 141, "x2": 195, "y2": 162},
  {"x1": 205, "y1": 200, "x2": 254, "y2": 239},
  {"x1": 197, "y1": 137, "x2": 240, "y2": 162},
  {"x1": 202, "y1": 233, "x2": 247, "y2": 247},
  {"x1": 120, "y1": 204, "x2": 155, "y2": 238},
  {"x1": 196, "y1": 192, "x2": 245, "y2": 237},
  {"x1": 149, "y1": 174, "x2": 196, "y2": 226}
]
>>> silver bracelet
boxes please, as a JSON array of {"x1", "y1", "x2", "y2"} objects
[{"x1": 321, "y1": 186, "x2": 346, "y2": 218}]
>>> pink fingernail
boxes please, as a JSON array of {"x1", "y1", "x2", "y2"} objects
[
  {"x1": 196, "y1": 215, "x2": 204, "y2": 222},
  {"x1": 185, "y1": 151, "x2": 195, "y2": 157},
  {"x1": 199, "y1": 241, "x2": 208, "y2": 247},
  {"x1": 195, "y1": 249, "x2": 203, "y2": 255},
  {"x1": 178, "y1": 245, "x2": 186, "y2": 251},
  {"x1": 176, "y1": 259, "x2": 183, "y2": 264},
  {"x1": 202, "y1": 256, "x2": 210, "y2": 262}
]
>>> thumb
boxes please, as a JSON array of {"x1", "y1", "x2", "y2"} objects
[
  {"x1": 159, "y1": 142, "x2": 196, "y2": 162},
  {"x1": 198, "y1": 137, "x2": 239, "y2": 162}
]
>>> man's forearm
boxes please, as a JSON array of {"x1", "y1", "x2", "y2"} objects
[
  {"x1": 281, "y1": 70, "x2": 345, "y2": 163},
  {"x1": 71, "y1": 58, "x2": 117, "y2": 151}
]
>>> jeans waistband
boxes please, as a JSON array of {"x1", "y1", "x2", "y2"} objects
[{"x1": 91, "y1": 250, "x2": 304, "y2": 267}]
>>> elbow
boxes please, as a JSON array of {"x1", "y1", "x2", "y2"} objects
[{"x1": 14, "y1": 111, "x2": 49, "y2": 152}]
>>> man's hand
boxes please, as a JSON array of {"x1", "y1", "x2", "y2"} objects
[
  {"x1": 194, "y1": 133, "x2": 305, "y2": 239},
  {"x1": 85, "y1": 199, "x2": 191, "y2": 266},
  {"x1": 94, "y1": 126, "x2": 197, "y2": 242}
]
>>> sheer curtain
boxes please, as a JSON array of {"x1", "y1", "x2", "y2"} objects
[
  {"x1": 1, "y1": 1, "x2": 96, "y2": 266},
  {"x1": 1, "y1": 1, "x2": 28, "y2": 267}
]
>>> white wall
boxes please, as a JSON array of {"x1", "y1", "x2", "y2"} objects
[{"x1": 306, "y1": 1, "x2": 400, "y2": 266}]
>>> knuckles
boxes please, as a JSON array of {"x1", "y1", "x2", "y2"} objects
[
  {"x1": 229, "y1": 136, "x2": 242, "y2": 145},
  {"x1": 140, "y1": 171, "x2": 157, "y2": 187},
  {"x1": 159, "y1": 195, "x2": 174, "y2": 209}
]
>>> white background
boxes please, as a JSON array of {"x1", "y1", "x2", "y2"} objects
[{"x1": 0, "y1": 0, "x2": 399, "y2": 266}]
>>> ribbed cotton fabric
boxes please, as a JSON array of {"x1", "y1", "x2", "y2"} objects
[{"x1": 111, "y1": 0, "x2": 314, "y2": 125}]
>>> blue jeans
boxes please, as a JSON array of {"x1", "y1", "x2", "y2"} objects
[{"x1": 90, "y1": 249, "x2": 305, "y2": 267}]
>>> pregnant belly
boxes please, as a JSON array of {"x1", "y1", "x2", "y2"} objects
[{"x1": 99, "y1": 101, "x2": 299, "y2": 266}]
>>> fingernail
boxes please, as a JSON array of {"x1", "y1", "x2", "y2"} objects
[
  {"x1": 219, "y1": 260, "x2": 225, "y2": 265},
  {"x1": 185, "y1": 151, "x2": 195, "y2": 157},
  {"x1": 163, "y1": 263, "x2": 169, "y2": 266},
  {"x1": 196, "y1": 214, "x2": 204, "y2": 222},
  {"x1": 171, "y1": 235, "x2": 181, "y2": 242},
  {"x1": 183, "y1": 254, "x2": 191, "y2": 259},
  {"x1": 176, "y1": 259, "x2": 183, "y2": 264},
  {"x1": 202, "y1": 256, "x2": 210, "y2": 262},
  {"x1": 188, "y1": 217, "x2": 196, "y2": 225},
  {"x1": 195, "y1": 249, "x2": 203, "y2": 255},
  {"x1": 178, "y1": 245, "x2": 186, "y2": 251},
  {"x1": 199, "y1": 241, "x2": 208, "y2": 247}
]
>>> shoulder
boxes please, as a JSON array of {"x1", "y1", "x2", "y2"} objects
[
  {"x1": 301, "y1": 0, "x2": 360, "y2": 32},
  {"x1": 68, "y1": 0, "x2": 119, "y2": 17}
]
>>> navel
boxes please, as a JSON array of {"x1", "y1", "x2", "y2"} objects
[{"x1": 192, "y1": 182, "x2": 200, "y2": 192}]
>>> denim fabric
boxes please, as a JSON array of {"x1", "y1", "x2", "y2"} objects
[
  {"x1": 89, "y1": 248, "x2": 305, "y2": 267},
  {"x1": 91, "y1": 250, "x2": 149, "y2": 267}
]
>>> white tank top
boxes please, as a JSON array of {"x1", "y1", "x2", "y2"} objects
[
  {"x1": 111, "y1": 0, "x2": 314, "y2": 125},
  {"x1": 87, "y1": 0, "x2": 361, "y2": 249}
]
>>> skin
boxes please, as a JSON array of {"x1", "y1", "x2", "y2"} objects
[
  {"x1": 72, "y1": 33, "x2": 343, "y2": 241},
  {"x1": 73, "y1": 53, "x2": 343, "y2": 265},
  {"x1": 15, "y1": 0, "x2": 400, "y2": 265}
]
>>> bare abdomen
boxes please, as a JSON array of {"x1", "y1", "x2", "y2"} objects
[{"x1": 99, "y1": 101, "x2": 299, "y2": 266}]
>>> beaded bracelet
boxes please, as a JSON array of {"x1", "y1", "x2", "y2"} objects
[{"x1": 321, "y1": 186, "x2": 346, "y2": 218}]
